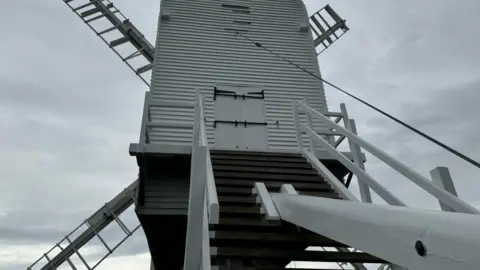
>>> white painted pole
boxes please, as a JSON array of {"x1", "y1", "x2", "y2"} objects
[
  {"x1": 302, "y1": 148, "x2": 359, "y2": 202},
  {"x1": 292, "y1": 101, "x2": 304, "y2": 149},
  {"x1": 430, "y1": 167, "x2": 458, "y2": 212},
  {"x1": 340, "y1": 104, "x2": 372, "y2": 203},
  {"x1": 304, "y1": 97, "x2": 317, "y2": 157}
]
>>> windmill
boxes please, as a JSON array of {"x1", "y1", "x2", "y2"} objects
[{"x1": 26, "y1": 1, "x2": 480, "y2": 270}]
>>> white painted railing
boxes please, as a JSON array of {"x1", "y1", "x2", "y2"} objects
[
  {"x1": 184, "y1": 92, "x2": 219, "y2": 270},
  {"x1": 293, "y1": 100, "x2": 479, "y2": 214}
]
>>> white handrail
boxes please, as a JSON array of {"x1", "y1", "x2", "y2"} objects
[
  {"x1": 302, "y1": 149, "x2": 359, "y2": 202},
  {"x1": 193, "y1": 92, "x2": 219, "y2": 224},
  {"x1": 185, "y1": 92, "x2": 219, "y2": 269},
  {"x1": 295, "y1": 101, "x2": 479, "y2": 214},
  {"x1": 302, "y1": 125, "x2": 405, "y2": 206}
]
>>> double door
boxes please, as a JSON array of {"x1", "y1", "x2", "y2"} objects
[{"x1": 214, "y1": 86, "x2": 267, "y2": 150}]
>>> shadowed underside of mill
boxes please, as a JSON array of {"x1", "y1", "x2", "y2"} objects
[{"x1": 135, "y1": 150, "x2": 382, "y2": 269}]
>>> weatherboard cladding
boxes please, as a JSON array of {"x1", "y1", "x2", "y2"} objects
[{"x1": 149, "y1": 0, "x2": 328, "y2": 149}]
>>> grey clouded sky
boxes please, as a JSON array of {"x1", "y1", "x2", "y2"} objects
[{"x1": 1, "y1": 0, "x2": 479, "y2": 269}]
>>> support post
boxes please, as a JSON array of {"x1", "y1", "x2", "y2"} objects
[
  {"x1": 430, "y1": 167, "x2": 458, "y2": 212},
  {"x1": 340, "y1": 104, "x2": 372, "y2": 203},
  {"x1": 253, "y1": 182, "x2": 280, "y2": 220},
  {"x1": 304, "y1": 97, "x2": 317, "y2": 157},
  {"x1": 292, "y1": 101, "x2": 304, "y2": 149}
]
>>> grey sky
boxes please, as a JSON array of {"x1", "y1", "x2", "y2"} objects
[{"x1": 1, "y1": 0, "x2": 479, "y2": 269}]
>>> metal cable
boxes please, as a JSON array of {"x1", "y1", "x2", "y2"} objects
[{"x1": 236, "y1": 32, "x2": 480, "y2": 170}]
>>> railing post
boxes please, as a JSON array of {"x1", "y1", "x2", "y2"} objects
[
  {"x1": 304, "y1": 97, "x2": 317, "y2": 157},
  {"x1": 340, "y1": 104, "x2": 372, "y2": 203},
  {"x1": 292, "y1": 101, "x2": 303, "y2": 149},
  {"x1": 430, "y1": 167, "x2": 458, "y2": 212},
  {"x1": 253, "y1": 182, "x2": 280, "y2": 220}
]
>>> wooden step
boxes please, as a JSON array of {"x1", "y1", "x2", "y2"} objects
[
  {"x1": 220, "y1": 206, "x2": 261, "y2": 217},
  {"x1": 212, "y1": 248, "x2": 385, "y2": 263},
  {"x1": 210, "y1": 217, "x2": 283, "y2": 231},
  {"x1": 211, "y1": 231, "x2": 346, "y2": 248},
  {"x1": 212, "y1": 165, "x2": 318, "y2": 176},
  {"x1": 212, "y1": 159, "x2": 314, "y2": 169},
  {"x1": 215, "y1": 179, "x2": 330, "y2": 190},
  {"x1": 216, "y1": 186, "x2": 335, "y2": 196},
  {"x1": 211, "y1": 154, "x2": 307, "y2": 164},
  {"x1": 218, "y1": 196, "x2": 257, "y2": 206},
  {"x1": 210, "y1": 150, "x2": 303, "y2": 158},
  {"x1": 214, "y1": 171, "x2": 324, "y2": 182}
]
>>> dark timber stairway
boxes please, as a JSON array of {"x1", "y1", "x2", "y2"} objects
[{"x1": 209, "y1": 149, "x2": 384, "y2": 269}]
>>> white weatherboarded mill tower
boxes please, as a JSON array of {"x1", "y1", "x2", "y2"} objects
[{"x1": 27, "y1": 1, "x2": 480, "y2": 270}]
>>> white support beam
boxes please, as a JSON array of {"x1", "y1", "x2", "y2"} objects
[
  {"x1": 340, "y1": 104, "x2": 372, "y2": 203},
  {"x1": 292, "y1": 101, "x2": 304, "y2": 149},
  {"x1": 253, "y1": 182, "x2": 280, "y2": 220},
  {"x1": 302, "y1": 125, "x2": 405, "y2": 206},
  {"x1": 298, "y1": 101, "x2": 479, "y2": 214},
  {"x1": 302, "y1": 148, "x2": 359, "y2": 202},
  {"x1": 271, "y1": 193, "x2": 480, "y2": 270},
  {"x1": 430, "y1": 167, "x2": 458, "y2": 212},
  {"x1": 350, "y1": 119, "x2": 373, "y2": 203},
  {"x1": 304, "y1": 97, "x2": 317, "y2": 157},
  {"x1": 184, "y1": 146, "x2": 208, "y2": 270}
]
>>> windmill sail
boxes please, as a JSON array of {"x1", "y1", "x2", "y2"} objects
[
  {"x1": 310, "y1": 4, "x2": 349, "y2": 55},
  {"x1": 27, "y1": 180, "x2": 140, "y2": 270},
  {"x1": 61, "y1": 0, "x2": 154, "y2": 86}
]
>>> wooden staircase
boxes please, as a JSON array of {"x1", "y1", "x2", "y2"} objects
[{"x1": 209, "y1": 149, "x2": 384, "y2": 269}]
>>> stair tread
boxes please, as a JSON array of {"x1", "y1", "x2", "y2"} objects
[
  {"x1": 211, "y1": 150, "x2": 303, "y2": 158},
  {"x1": 212, "y1": 248, "x2": 385, "y2": 263},
  {"x1": 211, "y1": 231, "x2": 346, "y2": 247},
  {"x1": 213, "y1": 165, "x2": 318, "y2": 175},
  {"x1": 216, "y1": 186, "x2": 336, "y2": 195},
  {"x1": 215, "y1": 179, "x2": 330, "y2": 190},
  {"x1": 212, "y1": 159, "x2": 314, "y2": 169},
  {"x1": 214, "y1": 171, "x2": 324, "y2": 182},
  {"x1": 211, "y1": 155, "x2": 307, "y2": 163}
]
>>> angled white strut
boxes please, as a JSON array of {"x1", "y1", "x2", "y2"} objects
[{"x1": 270, "y1": 192, "x2": 480, "y2": 270}]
